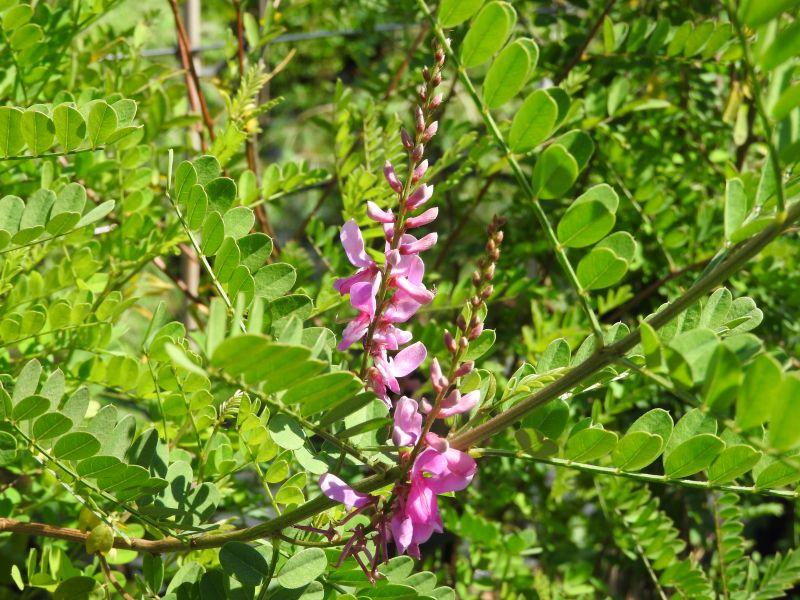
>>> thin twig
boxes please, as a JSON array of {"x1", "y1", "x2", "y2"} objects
[{"x1": 99, "y1": 554, "x2": 136, "y2": 600}]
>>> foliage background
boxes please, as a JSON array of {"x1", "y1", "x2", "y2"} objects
[{"x1": 1, "y1": 0, "x2": 800, "y2": 598}]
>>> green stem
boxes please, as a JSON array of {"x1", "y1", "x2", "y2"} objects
[
  {"x1": 417, "y1": 0, "x2": 605, "y2": 345},
  {"x1": 477, "y1": 450, "x2": 800, "y2": 500}
]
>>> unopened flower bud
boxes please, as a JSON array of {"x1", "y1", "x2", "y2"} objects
[
  {"x1": 435, "y1": 48, "x2": 445, "y2": 64},
  {"x1": 469, "y1": 322, "x2": 484, "y2": 340},
  {"x1": 444, "y1": 330, "x2": 456, "y2": 353},
  {"x1": 422, "y1": 66, "x2": 431, "y2": 81},
  {"x1": 455, "y1": 361, "x2": 474, "y2": 377},
  {"x1": 472, "y1": 271, "x2": 482, "y2": 286},
  {"x1": 485, "y1": 263, "x2": 496, "y2": 280},
  {"x1": 423, "y1": 121, "x2": 438, "y2": 142},
  {"x1": 415, "y1": 106, "x2": 425, "y2": 133},
  {"x1": 487, "y1": 239, "x2": 496, "y2": 253},
  {"x1": 456, "y1": 314, "x2": 467, "y2": 331},
  {"x1": 495, "y1": 231, "x2": 504, "y2": 244},
  {"x1": 401, "y1": 128, "x2": 413, "y2": 149},
  {"x1": 418, "y1": 85, "x2": 427, "y2": 101},
  {"x1": 430, "y1": 358, "x2": 448, "y2": 393},
  {"x1": 431, "y1": 73, "x2": 442, "y2": 87},
  {"x1": 383, "y1": 161, "x2": 403, "y2": 194},
  {"x1": 491, "y1": 248, "x2": 500, "y2": 261},
  {"x1": 412, "y1": 144, "x2": 424, "y2": 162},
  {"x1": 412, "y1": 159, "x2": 429, "y2": 184},
  {"x1": 471, "y1": 295, "x2": 482, "y2": 308},
  {"x1": 482, "y1": 285, "x2": 493, "y2": 299},
  {"x1": 429, "y1": 93, "x2": 443, "y2": 110},
  {"x1": 459, "y1": 336, "x2": 469, "y2": 350}
]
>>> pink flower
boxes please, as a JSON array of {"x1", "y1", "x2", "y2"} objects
[
  {"x1": 405, "y1": 207, "x2": 438, "y2": 229},
  {"x1": 389, "y1": 436, "x2": 476, "y2": 557},
  {"x1": 337, "y1": 274, "x2": 382, "y2": 350},
  {"x1": 370, "y1": 341, "x2": 427, "y2": 404},
  {"x1": 422, "y1": 389, "x2": 480, "y2": 417},
  {"x1": 392, "y1": 396, "x2": 422, "y2": 447},
  {"x1": 366, "y1": 201, "x2": 394, "y2": 224},
  {"x1": 334, "y1": 220, "x2": 379, "y2": 295},
  {"x1": 406, "y1": 184, "x2": 433, "y2": 210},
  {"x1": 319, "y1": 473, "x2": 374, "y2": 510}
]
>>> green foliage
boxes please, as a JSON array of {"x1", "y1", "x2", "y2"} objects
[{"x1": 2, "y1": 0, "x2": 800, "y2": 598}]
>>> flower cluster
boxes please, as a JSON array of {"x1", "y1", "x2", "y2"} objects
[
  {"x1": 317, "y1": 42, "x2": 505, "y2": 574},
  {"x1": 333, "y1": 43, "x2": 446, "y2": 405}
]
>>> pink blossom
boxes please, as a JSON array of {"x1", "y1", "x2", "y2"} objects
[
  {"x1": 370, "y1": 342, "x2": 427, "y2": 403},
  {"x1": 366, "y1": 201, "x2": 394, "y2": 223},
  {"x1": 405, "y1": 207, "x2": 438, "y2": 229},
  {"x1": 406, "y1": 184, "x2": 433, "y2": 210},
  {"x1": 392, "y1": 396, "x2": 422, "y2": 446},
  {"x1": 422, "y1": 389, "x2": 480, "y2": 417},
  {"x1": 334, "y1": 220, "x2": 378, "y2": 295},
  {"x1": 319, "y1": 473, "x2": 374, "y2": 510}
]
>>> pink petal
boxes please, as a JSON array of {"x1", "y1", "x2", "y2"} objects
[
  {"x1": 349, "y1": 281, "x2": 376, "y2": 315},
  {"x1": 406, "y1": 184, "x2": 433, "y2": 210},
  {"x1": 392, "y1": 396, "x2": 422, "y2": 447},
  {"x1": 400, "y1": 232, "x2": 438, "y2": 255},
  {"x1": 319, "y1": 473, "x2": 373, "y2": 509},
  {"x1": 405, "y1": 207, "x2": 438, "y2": 228},
  {"x1": 412, "y1": 160, "x2": 429, "y2": 183},
  {"x1": 390, "y1": 513, "x2": 414, "y2": 555},
  {"x1": 390, "y1": 341, "x2": 427, "y2": 378},
  {"x1": 340, "y1": 220, "x2": 373, "y2": 268},
  {"x1": 437, "y1": 389, "x2": 480, "y2": 417},
  {"x1": 367, "y1": 201, "x2": 394, "y2": 223},
  {"x1": 337, "y1": 315, "x2": 370, "y2": 350},
  {"x1": 333, "y1": 267, "x2": 375, "y2": 295},
  {"x1": 394, "y1": 276, "x2": 434, "y2": 304}
]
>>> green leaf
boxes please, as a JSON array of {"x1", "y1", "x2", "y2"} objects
[
  {"x1": 52, "y1": 104, "x2": 86, "y2": 152},
  {"x1": 238, "y1": 233, "x2": 273, "y2": 272},
  {"x1": 268, "y1": 414, "x2": 306, "y2": 450},
  {"x1": 463, "y1": 329, "x2": 495, "y2": 361},
  {"x1": 53, "y1": 431, "x2": 101, "y2": 461},
  {"x1": 666, "y1": 328, "x2": 720, "y2": 386},
  {"x1": 724, "y1": 178, "x2": 748, "y2": 243},
  {"x1": 483, "y1": 39, "x2": 532, "y2": 108},
  {"x1": 214, "y1": 237, "x2": 241, "y2": 283},
  {"x1": 0, "y1": 107, "x2": 24, "y2": 158},
  {"x1": 577, "y1": 248, "x2": 627, "y2": 290},
  {"x1": 531, "y1": 144, "x2": 579, "y2": 200},
  {"x1": 702, "y1": 345, "x2": 742, "y2": 413},
  {"x1": 460, "y1": 1, "x2": 516, "y2": 68},
  {"x1": 206, "y1": 177, "x2": 237, "y2": 213},
  {"x1": 86, "y1": 101, "x2": 118, "y2": 148},
  {"x1": 219, "y1": 541, "x2": 268, "y2": 586},
  {"x1": 665, "y1": 408, "x2": 716, "y2": 456},
  {"x1": 201, "y1": 211, "x2": 225, "y2": 255},
  {"x1": 438, "y1": 0, "x2": 484, "y2": 27},
  {"x1": 771, "y1": 83, "x2": 800, "y2": 122},
  {"x1": 557, "y1": 184, "x2": 618, "y2": 248},
  {"x1": 12, "y1": 395, "x2": 50, "y2": 422},
  {"x1": 761, "y1": 20, "x2": 800, "y2": 71},
  {"x1": 612, "y1": 431, "x2": 663, "y2": 471},
  {"x1": 663, "y1": 434, "x2": 725, "y2": 478},
  {"x1": 707, "y1": 445, "x2": 761, "y2": 484},
  {"x1": 277, "y1": 548, "x2": 327, "y2": 589},
  {"x1": 607, "y1": 76, "x2": 630, "y2": 116},
  {"x1": 739, "y1": 0, "x2": 800, "y2": 28},
  {"x1": 564, "y1": 427, "x2": 618, "y2": 462},
  {"x1": 186, "y1": 184, "x2": 208, "y2": 230},
  {"x1": 21, "y1": 109, "x2": 55, "y2": 156},
  {"x1": 76, "y1": 200, "x2": 115, "y2": 228},
  {"x1": 736, "y1": 353, "x2": 783, "y2": 430},
  {"x1": 552, "y1": 130, "x2": 594, "y2": 171},
  {"x1": 32, "y1": 412, "x2": 73, "y2": 441},
  {"x1": 10, "y1": 22, "x2": 42, "y2": 50},
  {"x1": 174, "y1": 161, "x2": 198, "y2": 205},
  {"x1": 283, "y1": 372, "x2": 362, "y2": 414},
  {"x1": 768, "y1": 374, "x2": 800, "y2": 451},
  {"x1": 0, "y1": 432, "x2": 17, "y2": 466},
  {"x1": 754, "y1": 458, "x2": 800, "y2": 489},
  {"x1": 223, "y1": 206, "x2": 255, "y2": 239},
  {"x1": 254, "y1": 263, "x2": 296, "y2": 300},
  {"x1": 508, "y1": 90, "x2": 558, "y2": 154},
  {"x1": 523, "y1": 398, "x2": 569, "y2": 439}
]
